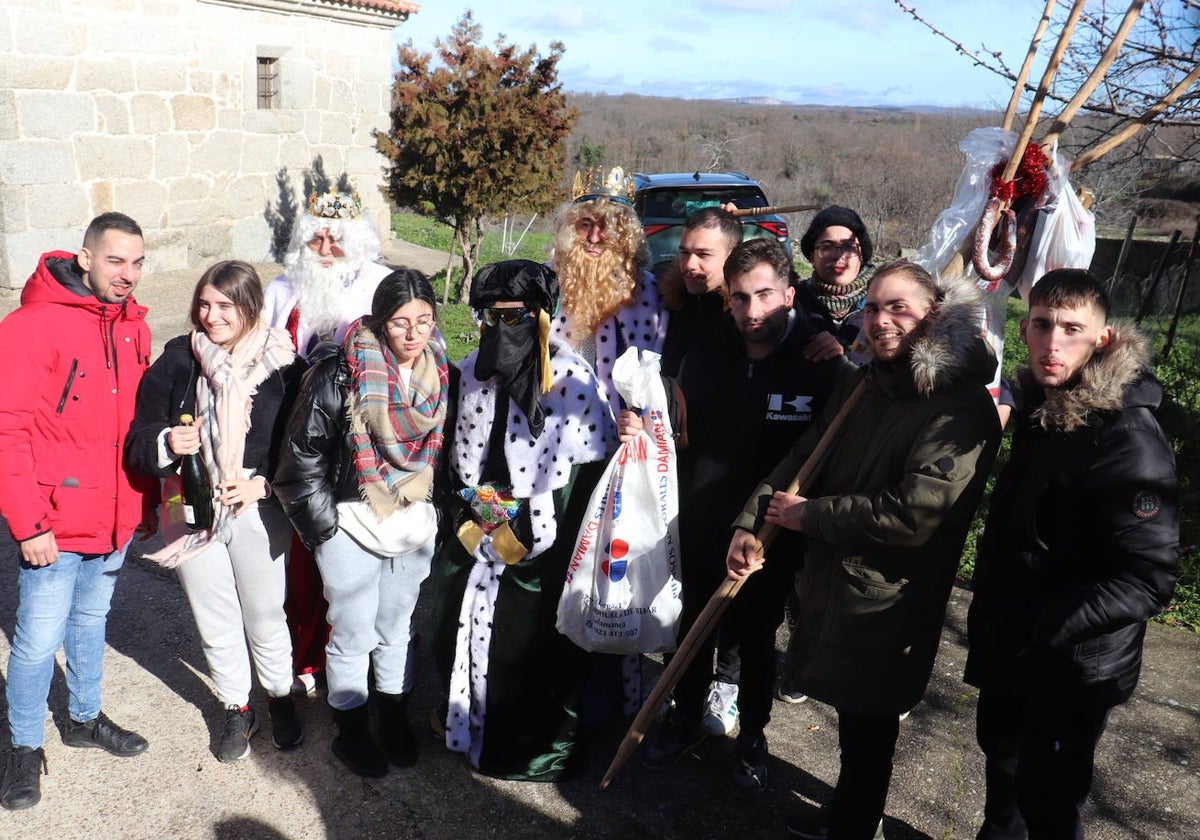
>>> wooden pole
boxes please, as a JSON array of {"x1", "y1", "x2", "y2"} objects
[
  {"x1": 1040, "y1": 0, "x2": 1145, "y2": 150},
  {"x1": 1109, "y1": 213, "x2": 1139, "y2": 295},
  {"x1": 731, "y1": 203, "x2": 822, "y2": 218},
  {"x1": 1161, "y1": 220, "x2": 1200, "y2": 362},
  {"x1": 1001, "y1": 0, "x2": 1087, "y2": 186},
  {"x1": 1135, "y1": 229, "x2": 1182, "y2": 325},
  {"x1": 1003, "y1": 0, "x2": 1056, "y2": 132},
  {"x1": 599, "y1": 380, "x2": 867, "y2": 790}
]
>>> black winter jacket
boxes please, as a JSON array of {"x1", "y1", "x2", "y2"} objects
[
  {"x1": 965, "y1": 327, "x2": 1179, "y2": 707},
  {"x1": 677, "y1": 310, "x2": 853, "y2": 570},
  {"x1": 125, "y1": 334, "x2": 303, "y2": 482},
  {"x1": 273, "y1": 341, "x2": 460, "y2": 550}
]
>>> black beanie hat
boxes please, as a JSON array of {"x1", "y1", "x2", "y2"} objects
[
  {"x1": 469, "y1": 259, "x2": 560, "y2": 314},
  {"x1": 799, "y1": 206, "x2": 873, "y2": 264}
]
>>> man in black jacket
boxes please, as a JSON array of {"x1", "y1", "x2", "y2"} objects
[
  {"x1": 641, "y1": 238, "x2": 852, "y2": 795},
  {"x1": 965, "y1": 269, "x2": 1179, "y2": 840}
]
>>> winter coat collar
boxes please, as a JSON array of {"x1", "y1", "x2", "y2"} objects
[
  {"x1": 1021, "y1": 325, "x2": 1157, "y2": 433},
  {"x1": 871, "y1": 275, "x2": 996, "y2": 398}
]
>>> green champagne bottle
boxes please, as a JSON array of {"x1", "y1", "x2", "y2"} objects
[{"x1": 178, "y1": 414, "x2": 214, "y2": 531}]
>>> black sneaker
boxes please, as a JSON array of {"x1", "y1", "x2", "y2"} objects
[
  {"x1": 786, "y1": 806, "x2": 884, "y2": 839},
  {"x1": 62, "y1": 712, "x2": 148, "y2": 757},
  {"x1": 217, "y1": 706, "x2": 258, "y2": 763},
  {"x1": 268, "y1": 696, "x2": 303, "y2": 751},
  {"x1": 0, "y1": 747, "x2": 47, "y2": 811},
  {"x1": 731, "y1": 733, "x2": 768, "y2": 797},
  {"x1": 641, "y1": 713, "x2": 707, "y2": 768}
]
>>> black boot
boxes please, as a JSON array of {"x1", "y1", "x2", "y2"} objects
[
  {"x1": 331, "y1": 704, "x2": 388, "y2": 778},
  {"x1": 377, "y1": 692, "x2": 418, "y2": 767}
]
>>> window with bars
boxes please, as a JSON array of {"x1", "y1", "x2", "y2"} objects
[{"x1": 257, "y1": 56, "x2": 279, "y2": 109}]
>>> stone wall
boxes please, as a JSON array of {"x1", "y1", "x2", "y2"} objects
[{"x1": 0, "y1": 0, "x2": 405, "y2": 288}]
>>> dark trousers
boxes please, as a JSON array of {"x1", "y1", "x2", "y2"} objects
[
  {"x1": 975, "y1": 687, "x2": 1112, "y2": 840},
  {"x1": 672, "y1": 552, "x2": 790, "y2": 738},
  {"x1": 828, "y1": 710, "x2": 900, "y2": 840}
]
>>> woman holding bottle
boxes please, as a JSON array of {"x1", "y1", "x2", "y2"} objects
[
  {"x1": 273, "y1": 268, "x2": 452, "y2": 778},
  {"x1": 126, "y1": 260, "x2": 303, "y2": 763}
]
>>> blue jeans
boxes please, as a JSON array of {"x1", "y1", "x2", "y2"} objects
[{"x1": 6, "y1": 542, "x2": 128, "y2": 748}]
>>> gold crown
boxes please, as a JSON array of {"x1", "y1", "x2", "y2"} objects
[
  {"x1": 308, "y1": 188, "x2": 362, "y2": 220},
  {"x1": 571, "y1": 166, "x2": 635, "y2": 206}
]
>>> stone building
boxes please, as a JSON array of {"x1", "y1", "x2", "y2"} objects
[{"x1": 0, "y1": 0, "x2": 419, "y2": 289}]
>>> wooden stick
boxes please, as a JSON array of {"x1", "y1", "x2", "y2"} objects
[
  {"x1": 599, "y1": 380, "x2": 867, "y2": 790},
  {"x1": 1001, "y1": 0, "x2": 1087, "y2": 186},
  {"x1": 1071, "y1": 61, "x2": 1200, "y2": 172},
  {"x1": 731, "y1": 203, "x2": 822, "y2": 218},
  {"x1": 1003, "y1": 0, "x2": 1056, "y2": 132},
  {"x1": 1041, "y1": 0, "x2": 1145, "y2": 150}
]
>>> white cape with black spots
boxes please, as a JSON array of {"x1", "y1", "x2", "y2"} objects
[{"x1": 452, "y1": 340, "x2": 616, "y2": 559}]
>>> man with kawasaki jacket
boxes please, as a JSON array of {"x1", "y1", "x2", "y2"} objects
[
  {"x1": 965, "y1": 269, "x2": 1179, "y2": 840},
  {"x1": 640, "y1": 238, "x2": 852, "y2": 794}
]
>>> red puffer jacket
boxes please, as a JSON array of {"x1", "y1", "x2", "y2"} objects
[{"x1": 0, "y1": 251, "x2": 153, "y2": 553}]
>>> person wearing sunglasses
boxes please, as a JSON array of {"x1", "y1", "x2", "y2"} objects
[
  {"x1": 429, "y1": 259, "x2": 616, "y2": 781},
  {"x1": 274, "y1": 268, "x2": 452, "y2": 779}
]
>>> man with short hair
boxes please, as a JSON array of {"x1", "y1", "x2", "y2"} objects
[
  {"x1": 964, "y1": 268, "x2": 1179, "y2": 840},
  {"x1": 0, "y1": 212, "x2": 154, "y2": 810},
  {"x1": 640, "y1": 238, "x2": 850, "y2": 795},
  {"x1": 658, "y1": 206, "x2": 742, "y2": 377},
  {"x1": 728, "y1": 260, "x2": 1001, "y2": 838},
  {"x1": 263, "y1": 189, "x2": 393, "y2": 691}
]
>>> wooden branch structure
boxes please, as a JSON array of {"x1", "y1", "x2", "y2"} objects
[
  {"x1": 599, "y1": 381, "x2": 867, "y2": 791},
  {"x1": 730, "y1": 203, "x2": 822, "y2": 218},
  {"x1": 1003, "y1": 0, "x2": 1056, "y2": 132}
]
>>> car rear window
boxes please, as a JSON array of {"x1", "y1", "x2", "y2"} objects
[{"x1": 637, "y1": 186, "x2": 768, "y2": 219}]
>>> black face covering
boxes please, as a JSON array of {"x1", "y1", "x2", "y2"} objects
[{"x1": 476, "y1": 317, "x2": 545, "y2": 437}]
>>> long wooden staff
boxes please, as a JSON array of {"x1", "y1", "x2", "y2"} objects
[
  {"x1": 599, "y1": 380, "x2": 867, "y2": 790},
  {"x1": 730, "y1": 203, "x2": 822, "y2": 218},
  {"x1": 1002, "y1": 0, "x2": 1056, "y2": 132}
]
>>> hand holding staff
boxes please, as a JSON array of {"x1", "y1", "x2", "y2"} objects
[{"x1": 599, "y1": 380, "x2": 867, "y2": 790}]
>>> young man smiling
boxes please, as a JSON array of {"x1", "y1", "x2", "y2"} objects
[
  {"x1": 964, "y1": 268, "x2": 1179, "y2": 840},
  {"x1": 728, "y1": 259, "x2": 1001, "y2": 838}
]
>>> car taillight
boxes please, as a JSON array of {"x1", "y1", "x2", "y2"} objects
[
  {"x1": 643, "y1": 224, "x2": 673, "y2": 236},
  {"x1": 757, "y1": 221, "x2": 789, "y2": 238}
]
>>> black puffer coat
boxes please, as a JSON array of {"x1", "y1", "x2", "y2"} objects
[{"x1": 965, "y1": 327, "x2": 1180, "y2": 707}]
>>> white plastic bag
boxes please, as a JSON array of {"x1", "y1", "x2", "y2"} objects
[
  {"x1": 1012, "y1": 154, "x2": 1095, "y2": 304},
  {"x1": 556, "y1": 347, "x2": 683, "y2": 654}
]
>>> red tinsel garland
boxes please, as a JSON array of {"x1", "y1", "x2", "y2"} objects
[{"x1": 989, "y1": 144, "x2": 1050, "y2": 203}]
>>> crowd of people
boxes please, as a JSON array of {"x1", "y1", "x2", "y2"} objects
[{"x1": 0, "y1": 171, "x2": 1180, "y2": 840}]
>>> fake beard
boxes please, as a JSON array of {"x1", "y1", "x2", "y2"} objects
[
  {"x1": 555, "y1": 239, "x2": 636, "y2": 341},
  {"x1": 292, "y1": 255, "x2": 359, "y2": 337}
]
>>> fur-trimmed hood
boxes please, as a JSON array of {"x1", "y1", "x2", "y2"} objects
[
  {"x1": 874, "y1": 275, "x2": 996, "y2": 397},
  {"x1": 1022, "y1": 325, "x2": 1159, "y2": 433}
]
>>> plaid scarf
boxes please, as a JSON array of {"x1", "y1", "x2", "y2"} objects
[
  {"x1": 343, "y1": 319, "x2": 449, "y2": 518},
  {"x1": 810, "y1": 273, "x2": 869, "y2": 321}
]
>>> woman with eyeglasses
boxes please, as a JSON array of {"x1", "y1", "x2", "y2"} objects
[
  {"x1": 795, "y1": 205, "x2": 875, "y2": 365},
  {"x1": 274, "y1": 267, "x2": 452, "y2": 778}
]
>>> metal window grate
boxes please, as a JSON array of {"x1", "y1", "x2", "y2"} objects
[{"x1": 257, "y1": 56, "x2": 278, "y2": 109}]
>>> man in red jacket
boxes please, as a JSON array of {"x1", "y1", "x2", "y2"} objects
[{"x1": 0, "y1": 212, "x2": 154, "y2": 811}]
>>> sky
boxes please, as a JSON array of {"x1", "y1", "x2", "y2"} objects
[{"x1": 390, "y1": 0, "x2": 1058, "y2": 110}]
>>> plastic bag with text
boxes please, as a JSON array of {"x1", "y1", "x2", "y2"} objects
[{"x1": 555, "y1": 347, "x2": 682, "y2": 654}]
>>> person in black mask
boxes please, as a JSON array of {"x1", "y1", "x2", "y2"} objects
[{"x1": 429, "y1": 259, "x2": 617, "y2": 781}]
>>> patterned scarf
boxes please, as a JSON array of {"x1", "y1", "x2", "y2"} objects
[
  {"x1": 147, "y1": 322, "x2": 295, "y2": 567},
  {"x1": 810, "y1": 273, "x2": 869, "y2": 321},
  {"x1": 343, "y1": 320, "x2": 449, "y2": 519}
]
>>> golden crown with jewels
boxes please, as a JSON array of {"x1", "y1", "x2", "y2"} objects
[
  {"x1": 571, "y1": 166, "x2": 636, "y2": 206},
  {"x1": 308, "y1": 188, "x2": 362, "y2": 220}
]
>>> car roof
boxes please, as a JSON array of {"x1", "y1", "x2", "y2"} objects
[{"x1": 632, "y1": 171, "x2": 758, "y2": 189}]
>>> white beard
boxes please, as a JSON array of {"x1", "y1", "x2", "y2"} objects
[{"x1": 291, "y1": 257, "x2": 360, "y2": 338}]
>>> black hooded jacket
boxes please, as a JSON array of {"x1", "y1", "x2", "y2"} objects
[{"x1": 965, "y1": 326, "x2": 1180, "y2": 707}]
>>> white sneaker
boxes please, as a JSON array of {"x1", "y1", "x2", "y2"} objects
[{"x1": 701, "y1": 680, "x2": 739, "y2": 736}]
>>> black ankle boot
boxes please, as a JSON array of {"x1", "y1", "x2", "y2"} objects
[
  {"x1": 331, "y1": 704, "x2": 388, "y2": 778},
  {"x1": 377, "y1": 692, "x2": 418, "y2": 767}
]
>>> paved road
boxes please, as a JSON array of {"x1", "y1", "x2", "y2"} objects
[{"x1": 0, "y1": 237, "x2": 1197, "y2": 838}]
